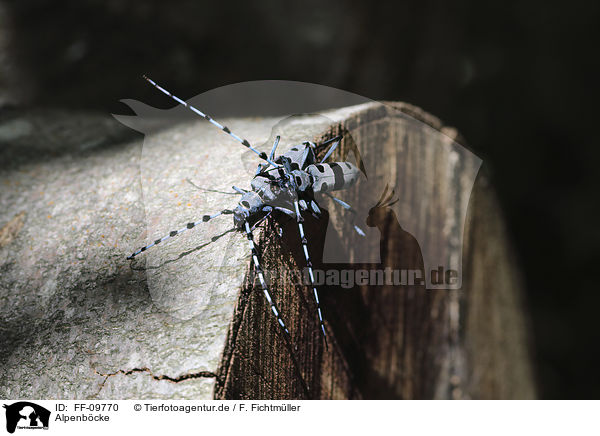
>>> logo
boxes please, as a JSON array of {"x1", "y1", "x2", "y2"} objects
[
  {"x1": 115, "y1": 81, "x2": 481, "y2": 319},
  {"x1": 3, "y1": 402, "x2": 50, "y2": 434}
]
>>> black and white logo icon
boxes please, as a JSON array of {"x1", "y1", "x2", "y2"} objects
[{"x1": 3, "y1": 402, "x2": 50, "y2": 434}]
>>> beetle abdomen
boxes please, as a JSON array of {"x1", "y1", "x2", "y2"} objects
[{"x1": 307, "y1": 162, "x2": 359, "y2": 193}]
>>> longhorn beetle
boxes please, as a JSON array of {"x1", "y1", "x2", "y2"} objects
[{"x1": 128, "y1": 76, "x2": 366, "y2": 345}]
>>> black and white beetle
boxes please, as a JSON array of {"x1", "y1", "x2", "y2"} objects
[{"x1": 128, "y1": 76, "x2": 366, "y2": 344}]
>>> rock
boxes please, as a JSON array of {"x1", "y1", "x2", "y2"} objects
[{"x1": 0, "y1": 100, "x2": 535, "y2": 399}]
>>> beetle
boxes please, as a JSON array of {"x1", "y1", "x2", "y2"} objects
[{"x1": 128, "y1": 76, "x2": 365, "y2": 344}]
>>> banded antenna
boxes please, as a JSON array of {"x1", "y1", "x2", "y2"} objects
[{"x1": 143, "y1": 75, "x2": 280, "y2": 169}]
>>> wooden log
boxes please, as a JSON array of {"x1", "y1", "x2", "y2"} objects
[{"x1": 214, "y1": 102, "x2": 535, "y2": 399}]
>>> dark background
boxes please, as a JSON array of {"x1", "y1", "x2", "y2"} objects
[{"x1": 1, "y1": 0, "x2": 598, "y2": 398}]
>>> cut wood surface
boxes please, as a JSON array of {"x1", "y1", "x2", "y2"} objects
[{"x1": 0, "y1": 101, "x2": 535, "y2": 399}]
